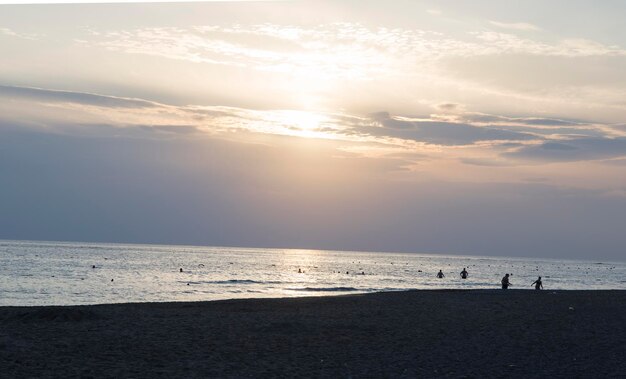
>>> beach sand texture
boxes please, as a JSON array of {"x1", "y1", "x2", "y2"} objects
[{"x1": 1, "y1": 290, "x2": 624, "y2": 378}]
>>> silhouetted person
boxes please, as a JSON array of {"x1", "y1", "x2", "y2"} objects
[
  {"x1": 298, "y1": 268, "x2": 302, "y2": 273},
  {"x1": 92, "y1": 265, "x2": 96, "y2": 269},
  {"x1": 437, "y1": 270, "x2": 445, "y2": 278},
  {"x1": 460, "y1": 268, "x2": 468, "y2": 279},
  {"x1": 501, "y1": 273, "x2": 510, "y2": 289},
  {"x1": 531, "y1": 276, "x2": 543, "y2": 290},
  {"x1": 180, "y1": 268, "x2": 183, "y2": 273}
]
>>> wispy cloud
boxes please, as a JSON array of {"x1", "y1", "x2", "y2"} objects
[
  {"x1": 0, "y1": 83, "x2": 613, "y2": 190},
  {"x1": 503, "y1": 137, "x2": 626, "y2": 162},
  {"x1": 489, "y1": 21, "x2": 541, "y2": 31},
  {"x1": 95, "y1": 22, "x2": 626, "y2": 67},
  {"x1": 92, "y1": 22, "x2": 626, "y2": 81},
  {"x1": 350, "y1": 111, "x2": 538, "y2": 146},
  {"x1": 470, "y1": 31, "x2": 626, "y2": 57},
  {"x1": 0, "y1": 85, "x2": 158, "y2": 109},
  {"x1": 4, "y1": 84, "x2": 625, "y2": 166},
  {"x1": 0, "y1": 27, "x2": 39, "y2": 40}
]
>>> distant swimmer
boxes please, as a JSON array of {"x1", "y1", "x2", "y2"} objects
[
  {"x1": 298, "y1": 268, "x2": 302, "y2": 273},
  {"x1": 437, "y1": 270, "x2": 445, "y2": 278},
  {"x1": 531, "y1": 276, "x2": 543, "y2": 290},
  {"x1": 180, "y1": 268, "x2": 183, "y2": 273},
  {"x1": 361, "y1": 271, "x2": 365, "y2": 275},
  {"x1": 501, "y1": 273, "x2": 510, "y2": 289},
  {"x1": 92, "y1": 265, "x2": 96, "y2": 269},
  {"x1": 460, "y1": 268, "x2": 468, "y2": 279}
]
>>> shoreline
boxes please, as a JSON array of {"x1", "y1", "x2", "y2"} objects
[
  {"x1": 2, "y1": 290, "x2": 624, "y2": 377},
  {"x1": 2, "y1": 288, "x2": 626, "y2": 309}
]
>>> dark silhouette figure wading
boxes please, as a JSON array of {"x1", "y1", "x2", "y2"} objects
[
  {"x1": 531, "y1": 276, "x2": 543, "y2": 290},
  {"x1": 501, "y1": 273, "x2": 510, "y2": 289},
  {"x1": 460, "y1": 268, "x2": 468, "y2": 279},
  {"x1": 436, "y1": 270, "x2": 445, "y2": 278}
]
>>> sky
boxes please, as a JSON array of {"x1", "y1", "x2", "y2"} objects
[{"x1": 1, "y1": 1, "x2": 625, "y2": 261}]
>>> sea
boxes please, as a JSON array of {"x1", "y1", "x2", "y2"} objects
[{"x1": 0, "y1": 240, "x2": 624, "y2": 306}]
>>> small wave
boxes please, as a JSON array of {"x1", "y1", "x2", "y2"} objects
[
  {"x1": 213, "y1": 279, "x2": 260, "y2": 284},
  {"x1": 208, "y1": 279, "x2": 282, "y2": 285},
  {"x1": 287, "y1": 287, "x2": 360, "y2": 292}
]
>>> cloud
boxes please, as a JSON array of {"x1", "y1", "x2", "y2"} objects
[
  {"x1": 489, "y1": 21, "x2": 541, "y2": 31},
  {"x1": 460, "y1": 157, "x2": 513, "y2": 167},
  {"x1": 601, "y1": 158, "x2": 626, "y2": 166},
  {"x1": 462, "y1": 113, "x2": 586, "y2": 127},
  {"x1": 92, "y1": 22, "x2": 626, "y2": 83},
  {"x1": 0, "y1": 27, "x2": 39, "y2": 40},
  {"x1": 2, "y1": 84, "x2": 623, "y2": 167},
  {"x1": 354, "y1": 112, "x2": 538, "y2": 146},
  {"x1": 435, "y1": 103, "x2": 462, "y2": 112},
  {"x1": 470, "y1": 31, "x2": 626, "y2": 57},
  {"x1": 0, "y1": 85, "x2": 158, "y2": 109},
  {"x1": 503, "y1": 137, "x2": 626, "y2": 162},
  {"x1": 613, "y1": 124, "x2": 626, "y2": 132},
  {"x1": 451, "y1": 113, "x2": 614, "y2": 139},
  {"x1": 143, "y1": 125, "x2": 200, "y2": 134}
]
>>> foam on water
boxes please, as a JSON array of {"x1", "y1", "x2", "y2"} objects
[{"x1": 0, "y1": 240, "x2": 624, "y2": 306}]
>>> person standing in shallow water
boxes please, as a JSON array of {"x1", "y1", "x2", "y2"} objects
[
  {"x1": 436, "y1": 270, "x2": 445, "y2": 278},
  {"x1": 531, "y1": 276, "x2": 543, "y2": 290},
  {"x1": 460, "y1": 268, "x2": 468, "y2": 279},
  {"x1": 501, "y1": 273, "x2": 510, "y2": 289}
]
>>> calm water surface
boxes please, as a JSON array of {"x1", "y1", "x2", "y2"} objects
[{"x1": 1, "y1": 240, "x2": 624, "y2": 306}]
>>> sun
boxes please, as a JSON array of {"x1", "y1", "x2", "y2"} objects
[{"x1": 272, "y1": 110, "x2": 335, "y2": 140}]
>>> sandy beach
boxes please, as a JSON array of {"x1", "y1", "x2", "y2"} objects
[{"x1": 1, "y1": 290, "x2": 624, "y2": 378}]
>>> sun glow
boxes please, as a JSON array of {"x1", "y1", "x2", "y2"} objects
[{"x1": 269, "y1": 110, "x2": 336, "y2": 140}]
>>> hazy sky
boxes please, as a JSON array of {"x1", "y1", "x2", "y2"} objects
[{"x1": 1, "y1": 1, "x2": 625, "y2": 260}]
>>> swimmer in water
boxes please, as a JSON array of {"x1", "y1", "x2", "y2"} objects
[
  {"x1": 460, "y1": 268, "x2": 468, "y2": 279},
  {"x1": 501, "y1": 274, "x2": 510, "y2": 289},
  {"x1": 531, "y1": 276, "x2": 543, "y2": 290},
  {"x1": 437, "y1": 270, "x2": 445, "y2": 278}
]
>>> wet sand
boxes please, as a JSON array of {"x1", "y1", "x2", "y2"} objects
[{"x1": 1, "y1": 290, "x2": 624, "y2": 378}]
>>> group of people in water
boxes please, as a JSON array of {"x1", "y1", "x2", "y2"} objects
[
  {"x1": 437, "y1": 268, "x2": 544, "y2": 290},
  {"x1": 296, "y1": 266, "x2": 546, "y2": 290},
  {"x1": 435, "y1": 268, "x2": 469, "y2": 279}
]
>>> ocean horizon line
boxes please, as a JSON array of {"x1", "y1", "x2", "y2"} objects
[{"x1": 1, "y1": 238, "x2": 623, "y2": 264}]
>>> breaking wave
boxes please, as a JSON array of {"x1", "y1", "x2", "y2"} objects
[{"x1": 287, "y1": 287, "x2": 361, "y2": 292}]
